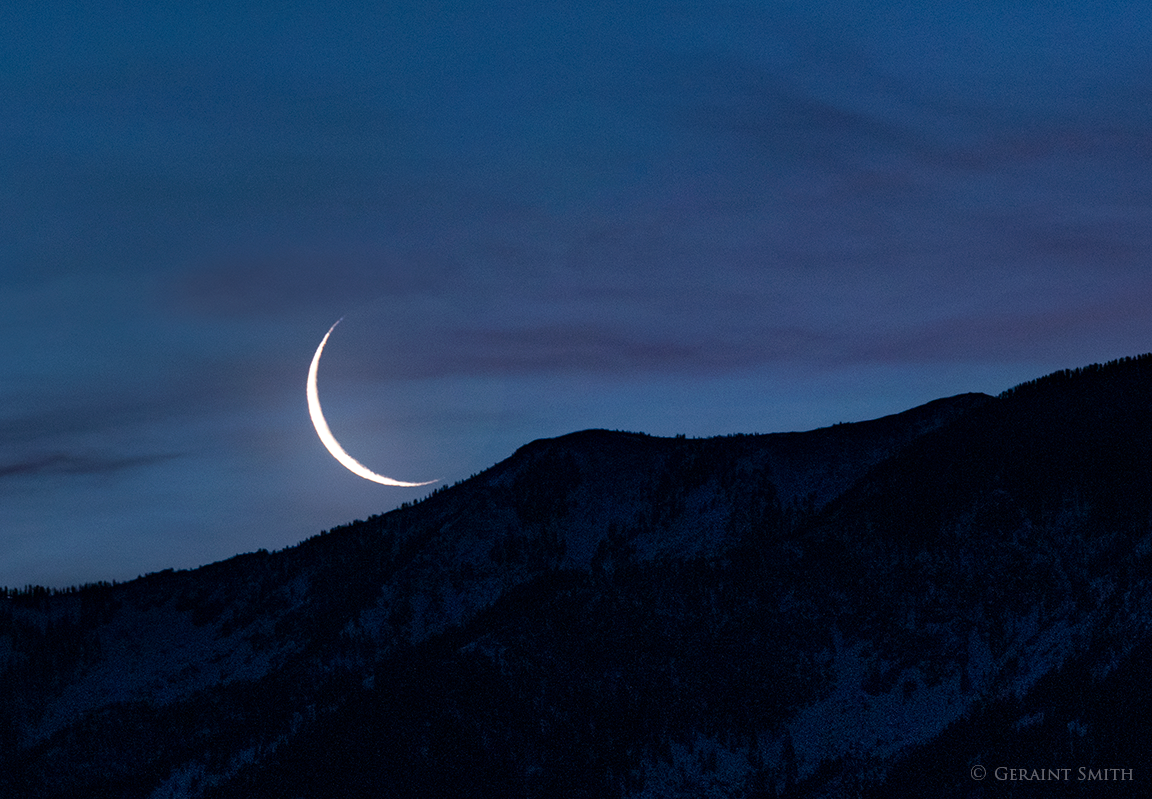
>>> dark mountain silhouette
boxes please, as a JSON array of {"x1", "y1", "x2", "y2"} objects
[{"x1": 2, "y1": 354, "x2": 1149, "y2": 797}]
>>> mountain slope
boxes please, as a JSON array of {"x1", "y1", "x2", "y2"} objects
[{"x1": 2, "y1": 355, "x2": 1150, "y2": 797}]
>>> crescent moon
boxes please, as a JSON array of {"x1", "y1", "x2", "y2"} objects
[{"x1": 307, "y1": 319, "x2": 436, "y2": 487}]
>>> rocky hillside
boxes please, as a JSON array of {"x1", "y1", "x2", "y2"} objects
[{"x1": 2, "y1": 355, "x2": 1149, "y2": 797}]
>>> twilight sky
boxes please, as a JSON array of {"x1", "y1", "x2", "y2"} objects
[{"x1": 3, "y1": 0, "x2": 1150, "y2": 588}]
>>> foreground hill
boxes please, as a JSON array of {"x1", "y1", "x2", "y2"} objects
[{"x1": 2, "y1": 355, "x2": 1149, "y2": 797}]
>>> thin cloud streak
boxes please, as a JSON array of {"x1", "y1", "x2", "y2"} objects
[{"x1": 0, "y1": 452, "x2": 178, "y2": 479}]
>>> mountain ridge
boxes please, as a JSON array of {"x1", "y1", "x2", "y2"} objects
[{"x1": 2, "y1": 354, "x2": 1150, "y2": 797}]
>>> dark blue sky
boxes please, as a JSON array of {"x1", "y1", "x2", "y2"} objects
[{"x1": 3, "y1": 0, "x2": 1150, "y2": 587}]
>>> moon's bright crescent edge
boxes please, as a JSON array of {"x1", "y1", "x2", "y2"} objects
[{"x1": 307, "y1": 319, "x2": 436, "y2": 487}]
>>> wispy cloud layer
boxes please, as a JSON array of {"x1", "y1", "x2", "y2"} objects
[{"x1": 3, "y1": 0, "x2": 1150, "y2": 585}]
